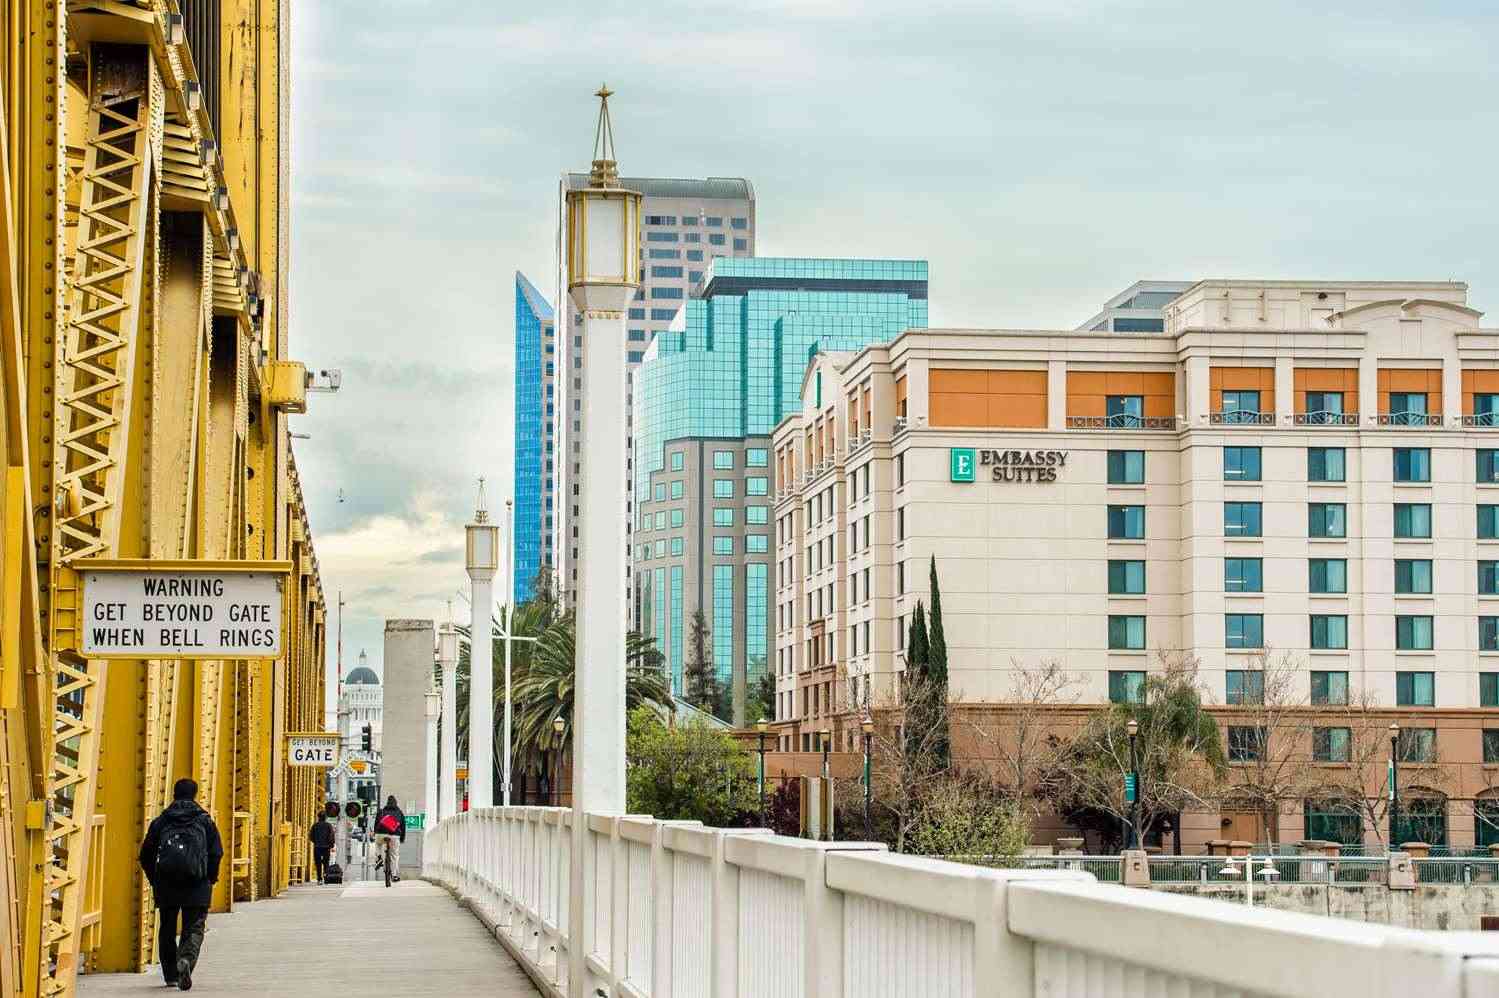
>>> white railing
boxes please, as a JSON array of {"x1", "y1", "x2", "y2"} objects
[{"x1": 425, "y1": 808, "x2": 1499, "y2": 997}]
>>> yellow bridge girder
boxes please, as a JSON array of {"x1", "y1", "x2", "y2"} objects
[{"x1": 1, "y1": 2, "x2": 326, "y2": 994}]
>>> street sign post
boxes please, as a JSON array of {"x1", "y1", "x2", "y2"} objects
[
  {"x1": 287, "y1": 733, "x2": 339, "y2": 767},
  {"x1": 78, "y1": 559, "x2": 291, "y2": 659},
  {"x1": 404, "y1": 813, "x2": 425, "y2": 830},
  {"x1": 1124, "y1": 772, "x2": 1137, "y2": 804}
]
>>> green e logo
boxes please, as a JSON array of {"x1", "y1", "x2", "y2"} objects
[{"x1": 950, "y1": 448, "x2": 976, "y2": 482}]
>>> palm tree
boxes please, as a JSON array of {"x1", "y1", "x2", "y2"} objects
[{"x1": 451, "y1": 600, "x2": 554, "y2": 793}]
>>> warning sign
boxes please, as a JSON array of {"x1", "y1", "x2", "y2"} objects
[
  {"x1": 79, "y1": 560, "x2": 290, "y2": 659},
  {"x1": 288, "y1": 733, "x2": 339, "y2": 767}
]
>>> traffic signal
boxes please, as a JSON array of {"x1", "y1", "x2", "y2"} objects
[
  {"x1": 360, "y1": 724, "x2": 371, "y2": 752},
  {"x1": 324, "y1": 801, "x2": 339, "y2": 819},
  {"x1": 344, "y1": 800, "x2": 362, "y2": 820}
]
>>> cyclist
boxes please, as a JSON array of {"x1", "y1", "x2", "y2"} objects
[{"x1": 372, "y1": 796, "x2": 406, "y2": 886}]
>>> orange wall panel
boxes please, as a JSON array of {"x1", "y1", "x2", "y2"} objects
[
  {"x1": 1067, "y1": 370, "x2": 1175, "y2": 420},
  {"x1": 930, "y1": 392, "x2": 991, "y2": 427},
  {"x1": 1210, "y1": 367, "x2": 1273, "y2": 414},
  {"x1": 1378, "y1": 368, "x2": 1442, "y2": 416},
  {"x1": 930, "y1": 369, "x2": 989, "y2": 393},
  {"x1": 928, "y1": 369, "x2": 1047, "y2": 428},
  {"x1": 1294, "y1": 368, "x2": 1358, "y2": 414},
  {"x1": 1462, "y1": 370, "x2": 1499, "y2": 414}
]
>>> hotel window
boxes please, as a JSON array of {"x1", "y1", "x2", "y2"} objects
[
  {"x1": 1482, "y1": 506, "x2": 1499, "y2": 539},
  {"x1": 1224, "y1": 446, "x2": 1262, "y2": 481},
  {"x1": 1311, "y1": 670, "x2": 1349, "y2": 706},
  {"x1": 1108, "y1": 615, "x2": 1146, "y2": 650},
  {"x1": 1394, "y1": 503, "x2": 1432, "y2": 539},
  {"x1": 654, "y1": 484, "x2": 665, "y2": 502},
  {"x1": 1225, "y1": 613, "x2": 1264, "y2": 649},
  {"x1": 1310, "y1": 614, "x2": 1348, "y2": 650},
  {"x1": 1393, "y1": 447, "x2": 1430, "y2": 483},
  {"x1": 714, "y1": 451, "x2": 735, "y2": 470},
  {"x1": 714, "y1": 480, "x2": 735, "y2": 499},
  {"x1": 1226, "y1": 669, "x2": 1265, "y2": 704},
  {"x1": 1313, "y1": 727, "x2": 1351, "y2": 763},
  {"x1": 1482, "y1": 561, "x2": 1499, "y2": 595},
  {"x1": 1224, "y1": 501, "x2": 1262, "y2": 537},
  {"x1": 1482, "y1": 618, "x2": 1499, "y2": 653},
  {"x1": 747, "y1": 448, "x2": 768, "y2": 467},
  {"x1": 705, "y1": 216, "x2": 723, "y2": 227},
  {"x1": 1304, "y1": 392, "x2": 1345, "y2": 423},
  {"x1": 733, "y1": 239, "x2": 747, "y2": 251},
  {"x1": 1396, "y1": 727, "x2": 1436, "y2": 762},
  {"x1": 670, "y1": 510, "x2": 685, "y2": 528},
  {"x1": 1105, "y1": 395, "x2": 1143, "y2": 427},
  {"x1": 709, "y1": 233, "x2": 726, "y2": 246},
  {"x1": 896, "y1": 454, "x2": 905, "y2": 487},
  {"x1": 1388, "y1": 391, "x2": 1428, "y2": 425},
  {"x1": 1224, "y1": 557, "x2": 1263, "y2": 593},
  {"x1": 1108, "y1": 670, "x2": 1146, "y2": 704},
  {"x1": 1107, "y1": 505, "x2": 1145, "y2": 540},
  {"x1": 1107, "y1": 450, "x2": 1145, "y2": 484},
  {"x1": 746, "y1": 506, "x2": 768, "y2": 525},
  {"x1": 647, "y1": 248, "x2": 679, "y2": 259},
  {"x1": 654, "y1": 512, "x2": 666, "y2": 530},
  {"x1": 713, "y1": 537, "x2": 733, "y2": 556},
  {"x1": 713, "y1": 508, "x2": 734, "y2": 527},
  {"x1": 898, "y1": 507, "x2": 906, "y2": 541},
  {"x1": 1228, "y1": 726, "x2": 1266, "y2": 762},
  {"x1": 1308, "y1": 502, "x2": 1347, "y2": 538},
  {"x1": 628, "y1": 308, "x2": 646, "y2": 320},
  {"x1": 1220, "y1": 390, "x2": 1262, "y2": 422},
  {"x1": 684, "y1": 232, "x2": 700, "y2": 243},
  {"x1": 1488, "y1": 731, "x2": 1499, "y2": 764},
  {"x1": 670, "y1": 481, "x2": 684, "y2": 500},
  {"x1": 650, "y1": 265, "x2": 683, "y2": 278},
  {"x1": 1395, "y1": 559, "x2": 1433, "y2": 594},
  {"x1": 670, "y1": 538, "x2": 683, "y2": 557},
  {"x1": 1483, "y1": 673, "x2": 1499, "y2": 707},
  {"x1": 646, "y1": 231, "x2": 678, "y2": 243},
  {"x1": 671, "y1": 452, "x2": 685, "y2": 471},
  {"x1": 1396, "y1": 616, "x2": 1434, "y2": 652},
  {"x1": 1475, "y1": 394, "x2": 1499, "y2": 426},
  {"x1": 747, "y1": 477, "x2": 768, "y2": 496},
  {"x1": 653, "y1": 540, "x2": 665, "y2": 558},
  {"x1": 1307, "y1": 447, "x2": 1346, "y2": 482},
  {"x1": 1479, "y1": 450, "x2": 1499, "y2": 484},
  {"x1": 1309, "y1": 558, "x2": 1347, "y2": 594},
  {"x1": 1107, "y1": 560, "x2": 1146, "y2": 594},
  {"x1": 686, "y1": 249, "x2": 703, "y2": 261},
  {"x1": 731, "y1": 216, "x2": 747, "y2": 229},
  {"x1": 747, "y1": 535, "x2": 768, "y2": 554}
]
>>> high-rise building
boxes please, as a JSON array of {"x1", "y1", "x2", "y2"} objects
[
  {"x1": 772, "y1": 278, "x2": 1499, "y2": 852},
  {"x1": 631, "y1": 258, "x2": 929, "y2": 721},
  {"x1": 553, "y1": 176, "x2": 756, "y2": 609},
  {"x1": 514, "y1": 272, "x2": 557, "y2": 604}
]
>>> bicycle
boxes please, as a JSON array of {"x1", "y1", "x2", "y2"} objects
[{"x1": 375, "y1": 834, "x2": 399, "y2": 887}]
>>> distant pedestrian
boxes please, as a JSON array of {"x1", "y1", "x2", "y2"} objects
[
  {"x1": 140, "y1": 778, "x2": 224, "y2": 991},
  {"x1": 372, "y1": 796, "x2": 406, "y2": 886},
  {"x1": 309, "y1": 813, "x2": 335, "y2": 883}
]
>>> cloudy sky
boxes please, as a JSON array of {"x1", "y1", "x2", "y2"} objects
[{"x1": 290, "y1": 0, "x2": 1498, "y2": 705}]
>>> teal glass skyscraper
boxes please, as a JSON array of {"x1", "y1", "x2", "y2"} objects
[
  {"x1": 631, "y1": 257, "x2": 927, "y2": 721},
  {"x1": 513, "y1": 272, "x2": 555, "y2": 605}
]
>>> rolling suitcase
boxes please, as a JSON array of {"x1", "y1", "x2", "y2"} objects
[{"x1": 324, "y1": 863, "x2": 343, "y2": 885}]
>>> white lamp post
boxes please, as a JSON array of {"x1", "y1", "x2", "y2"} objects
[
  {"x1": 424, "y1": 686, "x2": 440, "y2": 827},
  {"x1": 437, "y1": 619, "x2": 459, "y2": 819},
  {"x1": 465, "y1": 483, "x2": 500, "y2": 810},
  {"x1": 565, "y1": 85, "x2": 641, "y2": 996},
  {"x1": 497, "y1": 498, "x2": 540, "y2": 807}
]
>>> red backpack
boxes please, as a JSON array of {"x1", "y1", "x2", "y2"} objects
[{"x1": 376, "y1": 812, "x2": 401, "y2": 835}]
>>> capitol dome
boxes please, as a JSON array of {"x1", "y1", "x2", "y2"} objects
[{"x1": 344, "y1": 665, "x2": 380, "y2": 685}]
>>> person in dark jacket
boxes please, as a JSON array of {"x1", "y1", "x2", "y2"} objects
[
  {"x1": 308, "y1": 814, "x2": 335, "y2": 883},
  {"x1": 372, "y1": 796, "x2": 406, "y2": 883},
  {"x1": 139, "y1": 778, "x2": 224, "y2": 991}
]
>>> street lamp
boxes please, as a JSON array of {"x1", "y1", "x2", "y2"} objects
[
  {"x1": 821, "y1": 730, "x2": 832, "y2": 842},
  {"x1": 755, "y1": 718, "x2": 769, "y2": 828},
  {"x1": 1218, "y1": 854, "x2": 1280, "y2": 908},
  {"x1": 552, "y1": 716, "x2": 566, "y2": 806},
  {"x1": 1126, "y1": 718, "x2": 1140, "y2": 850},
  {"x1": 861, "y1": 716, "x2": 874, "y2": 842},
  {"x1": 1389, "y1": 721, "x2": 1401, "y2": 846}
]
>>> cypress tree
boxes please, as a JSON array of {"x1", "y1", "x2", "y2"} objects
[
  {"x1": 907, "y1": 601, "x2": 929, "y2": 679},
  {"x1": 927, "y1": 557, "x2": 948, "y2": 686}
]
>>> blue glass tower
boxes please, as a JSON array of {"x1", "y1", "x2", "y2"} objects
[
  {"x1": 631, "y1": 257, "x2": 927, "y2": 718},
  {"x1": 513, "y1": 272, "x2": 555, "y2": 605}
]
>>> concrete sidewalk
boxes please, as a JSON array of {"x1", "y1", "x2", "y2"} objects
[{"x1": 79, "y1": 880, "x2": 537, "y2": 996}]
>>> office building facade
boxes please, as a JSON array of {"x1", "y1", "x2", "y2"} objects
[
  {"x1": 513, "y1": 272, "x2": 556, "y2": 604},
  {"x1": 552, "y1": 176, "x2": 756, "y2": 609},
  {"x1": 632, "y1": 258, "x2": 928, "y2": 721},
  {"x1": 773, "y1": 279, "x2": 1499, "y2": 850}
]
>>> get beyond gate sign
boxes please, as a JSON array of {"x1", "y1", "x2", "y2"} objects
[
  {"x1": 287, "y1": 733, "x2": 340, "y2": 767},
  {"x1": 79, "y1": 559, "x2": 291, "y2": 659}
]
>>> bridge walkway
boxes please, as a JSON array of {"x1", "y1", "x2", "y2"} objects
[{"x1": 78, "y1": 880, "x2": 537, "y2": 996}]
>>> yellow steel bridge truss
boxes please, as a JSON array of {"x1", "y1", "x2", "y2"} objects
[{"x1": 1, "y1": 2, "x2": 326, "y2": 994}]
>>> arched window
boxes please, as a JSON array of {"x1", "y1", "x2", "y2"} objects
[
  {"x1": 1303, "y1": 793, "x2": 1362, "y2": 846},
  {"x1": 1394, "y1": 787, "x2": 1447, "y2": 847},
  {"x1": 1476, "y1": 790, "x2": 1499, "y2": 848}
]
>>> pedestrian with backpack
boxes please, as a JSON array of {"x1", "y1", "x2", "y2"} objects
[
  {"x1": 139, "y1": 778, "x2": 224, "y2": 991},
  {"x1": 372, "y1": 796, "x2": 406, "y2": 886},
  {"x1": 308, "y1": 813, "x2": 335, "y2": 883}
]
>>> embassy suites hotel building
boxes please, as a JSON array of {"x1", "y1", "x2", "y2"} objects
[{"x1": 772, "y1": 279, "x2": 1499, "y2": 851}]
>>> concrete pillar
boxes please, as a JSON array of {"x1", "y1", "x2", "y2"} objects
[
  {"x1": 438, "y1": 624, "x2": 459, "y2": 819},
  {"x1": 1274, "y1": 355, "x2": 1293, "y2": 425},
  {"x1": 383, "y1": 619, "x2": 435, "y2": 867},
  {"x1": 467, "y1": 506, "x2": 500, "y2": 810}
]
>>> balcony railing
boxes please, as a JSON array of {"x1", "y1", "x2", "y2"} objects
[
  {"x1": 1377, "y1": 411, "x2": 1443, "y2": 427},
  {"x1": 1067, "y1": 414, "x2": 1179, "y2": 430},
  {"x1": 1294, "y1": 410, "x2": 1359, "y2": 426},
  {"x1": 892, "y1": 415, "x2": 908, "y2": 435},
  {"x1": 1463, "y1": 412, "x2": 1499, "y2": 427},
  {"x1": 1209, "y1": 410, "x2": 1274, "y2": 426}
]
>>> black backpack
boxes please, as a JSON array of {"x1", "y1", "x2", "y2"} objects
[{"x1": 156, "y1": 814, "x2": 208, "y2": 885}]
